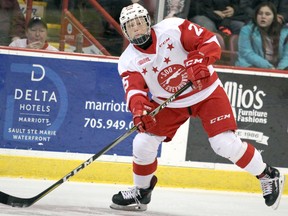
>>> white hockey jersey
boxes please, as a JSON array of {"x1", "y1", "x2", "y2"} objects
[{"x1": 118, "y1": 17, "x2": 222, "y2": 109}]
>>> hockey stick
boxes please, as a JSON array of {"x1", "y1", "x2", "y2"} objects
[{"x1": 0, "y1": 81, "x2": 192, "y2": 208}]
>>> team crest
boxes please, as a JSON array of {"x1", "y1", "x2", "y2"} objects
[{"x1": 158, "y1": 64, "x2": 188, "y2": 93}]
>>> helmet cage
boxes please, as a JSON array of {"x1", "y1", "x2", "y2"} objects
[
  {"x1": 120, "y1": 3, "x2": 151, "y2": 45},
  {"x1": 121, "y1": 16, "x2": 151, "y2": 45}
]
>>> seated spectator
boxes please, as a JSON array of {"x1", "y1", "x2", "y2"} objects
[
  {"x1": 235, "y1": 2, "x2": 288, "y2": 70},
  {"x1": 0, "y1": 0, "x2": 26, "y2": 46},
  {"x1": 189, "y1": 0, "x2": 247, "y2": 35},
  {"x1": 240, "y1": 0, "x2": 288, "y2": 25},
  {"x1": 9, "y1": 16, "x2": 58, "y2": 51}
]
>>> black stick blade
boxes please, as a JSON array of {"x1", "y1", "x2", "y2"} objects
[{"x1": 0, "y1": 191, "x2": 36, "y2": 207}]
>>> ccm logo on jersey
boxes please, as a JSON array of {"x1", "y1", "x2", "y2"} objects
[
  {"x1": 185, "y1": 58, "x2": 203, "y2": 67},
  {"x1": 210, "y1": 114, "x2": 231, "y2": 124}
]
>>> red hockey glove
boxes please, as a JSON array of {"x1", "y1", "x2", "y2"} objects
[
  {"x1": 184, "y1": 51, "x2": 210, "y2": 90},
  {"x1": 131, "y1": 96, "x2": 156, "y2": 133}
]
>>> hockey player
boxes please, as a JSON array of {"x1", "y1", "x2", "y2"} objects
[{"x1": 110, "y1": 3, "x2": 285, "y2": 212}]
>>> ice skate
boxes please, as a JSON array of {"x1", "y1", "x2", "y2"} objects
[
  {"x1": 110, "y1": 175, "x2": 157, "y2": 211},
  {"x1": 258, "y1": 165, "x2": 285, "y2": 210}
]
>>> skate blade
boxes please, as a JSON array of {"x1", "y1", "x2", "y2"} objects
[
  {"x1": 271, "y1": 173, "x2": 285, "y2": 210},
  {"x1": 110, "y1": 203, "x2": 147, "y2": 211}
]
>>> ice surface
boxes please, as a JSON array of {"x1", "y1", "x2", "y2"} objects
[{"x1": 0, "y1": 178, "x2": 287, "y2": 216}]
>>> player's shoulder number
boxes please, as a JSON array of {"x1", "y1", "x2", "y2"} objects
[
  {"x1": 188, "y1": 23, "x2": 203, "y2": 36},
  {"x1": 122, "y1": 75, "x2": 129, "y2": 91}
]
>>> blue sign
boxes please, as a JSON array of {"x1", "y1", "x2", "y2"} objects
[{"x1": 0, "y1": 53, "x2": 136, "y2": 156}]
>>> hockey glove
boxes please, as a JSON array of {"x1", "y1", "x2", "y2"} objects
[
  {"x1": 184, "y1": 51, "x2": 210, "y2": 90},
  {"x1": 131, "y1": 96, "x2": 156, "y2": 133}
]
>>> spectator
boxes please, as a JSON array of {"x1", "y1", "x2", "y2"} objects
[
  {"x1": 235, "y1": 2, "x2": 288, "y2": 70},
  {"x1": 189, "y1": 0, "x2": 247, "y2": 35},
  {"x1": 0, "y1": 0, "x2": 26, "y2": 46},
  {"x1": 249, "y1": 0, "x2": 288, "y2": 25},
  {"x1": 9, "y1": 16, "x2": 58, "y2": 51}
]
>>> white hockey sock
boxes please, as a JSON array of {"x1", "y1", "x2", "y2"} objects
[{"x1": 133, "y1": 173, "x2": 154, "y2": 189}]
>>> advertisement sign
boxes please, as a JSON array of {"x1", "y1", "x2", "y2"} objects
[
  {"x1": 186, "y1": 70, "x2": 288, "y2": 167},
  {"x1": 1, "y1": 50, "x2": 287, "y2": 168},
  {"x1": 0, "y1": 52, "x2": 136, "y2": 156}
]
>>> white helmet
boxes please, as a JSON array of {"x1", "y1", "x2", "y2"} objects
[{"x1": 119, "y1": 3, "x2": 151, "y2": 45}]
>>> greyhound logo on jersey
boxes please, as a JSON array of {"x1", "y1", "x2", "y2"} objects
[{"x1": 158, "y1": 64, "x2": 188, "y2": 93}]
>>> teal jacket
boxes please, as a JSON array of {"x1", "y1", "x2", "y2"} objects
[{"x1": 235, "y1": 23, "x2": 288, "y2": 70}]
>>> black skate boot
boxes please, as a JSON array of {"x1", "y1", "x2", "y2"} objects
[
  {"x1": 257, "y1": 165, "x2": 285, "y2": 210},
  {"x1": 110, "y1": 175, "x2": 157, "y2": 211}
]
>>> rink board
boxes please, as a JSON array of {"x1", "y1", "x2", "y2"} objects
[
  {"x1": 2, "y1": 154, "x2": 287, "y2": 194},
  {"x1": 0, "y1": 47, "x2": 288, "y2": 193},
  {"x1": 0, "y1": 48, "x2": 137, "y2": 157}
]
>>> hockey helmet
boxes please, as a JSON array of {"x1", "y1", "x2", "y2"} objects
[{"x1": 119, "y1": 3, "x2": 151, "y2": 45}]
